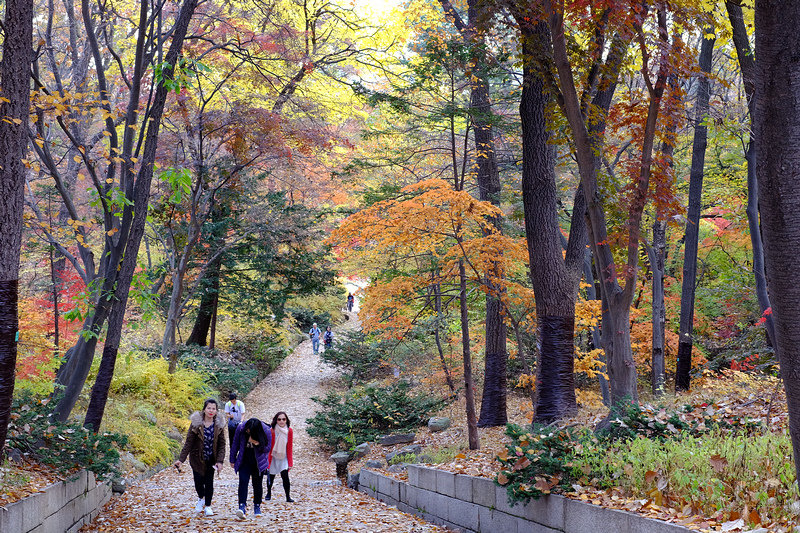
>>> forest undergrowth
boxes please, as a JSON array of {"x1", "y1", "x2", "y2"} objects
[{"x1": 350, "y1": 370, "x2": 796, "y2": 533}]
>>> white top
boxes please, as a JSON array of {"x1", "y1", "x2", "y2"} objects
[{"x1": 224, "y1": 400, "x2": 245, "y2": 424}]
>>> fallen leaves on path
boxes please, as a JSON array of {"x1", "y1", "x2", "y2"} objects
[{"x1": 80, "y1": 313, "x2": 450, "y2": 532}]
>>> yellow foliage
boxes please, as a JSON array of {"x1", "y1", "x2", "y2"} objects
[
  {"x1": 516, "y1": 373, "x2": 536, "y2": 390},
  {"x1": 574, "y1": 348, "x2": 607, "y2": 380},
  {"x1": 575, "y1": 388, "x2": 605, "y2": 409}
]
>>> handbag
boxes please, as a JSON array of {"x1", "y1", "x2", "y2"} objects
[{"x1": 228, "y1": 419, "x2": 237, "y2": 430}]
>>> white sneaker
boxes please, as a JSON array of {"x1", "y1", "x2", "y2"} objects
[
  {"x1": 195, "y1": 498, "x2": 204, "y2": 513},
  {"x1": 204, "y1": 506, "x2": 214, "y2": 516}
]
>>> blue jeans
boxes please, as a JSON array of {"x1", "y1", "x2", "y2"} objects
[
  {"x1": 238, "y1": 462, "x2": 264, "y2": 506},
  {"x1": 312, "y1": 338, "x2": 320, "y2": 354}
]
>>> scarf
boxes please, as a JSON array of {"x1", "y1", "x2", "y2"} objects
[{"x1": 273, "y1": 425, "x2": 289, "y2": 460}]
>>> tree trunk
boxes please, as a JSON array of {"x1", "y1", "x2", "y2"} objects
[
  {"x1": 583, "y1": 250, "x2": 609, "y2": 405},
  {"x1": 648, "y1": 220, "x2": 667, "y2": 395},
  {"x1": 753, "y1": 0, "x2": 800, "y2": 487},
  {"x1": 79, "y1": 0, "x2": 201, "y2": 427},
  {"x1": 516, "y1": 17, "x2": 584, "y2": 422},
  {"x1": 726, "y1": 1, "x2": 776, "y2": 345},
  {"x1": 434, "y1": 282, "x2": 456, "y2": 394},
  {"x1": 459, "y1": 260, "x2": 479, "y2": 450},
  {"x1": 0, "y1": 0, "x2": 33, "y2": 454},
  {"x1": 187, "y1": 257, "x2": 221, "y2": 346},
  {"x1": 676, "y1": 31, "x2": 714, "y2": 391}
]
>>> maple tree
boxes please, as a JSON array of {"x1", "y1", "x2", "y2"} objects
[{"x1": 331, "y1": 178, "x2": 530, "y2": 449}]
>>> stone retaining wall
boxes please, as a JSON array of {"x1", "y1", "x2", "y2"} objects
[
  {"x1": 0, "y1": 470, "x2": 111, "y2": 533},
  {"x1": 359, "y1": 465, "x2": 690, "y2": 533}
]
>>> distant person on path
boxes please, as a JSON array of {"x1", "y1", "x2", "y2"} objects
[
  {"x1": 173, "y1": 398, "x2": 226, "y2": 517},
  {"x1": 267, "y1": 411, "x2": 294, "y2": 502},
  {"x1": 346, "y1": 292, "x2": 354, "y2": 312},
  {"x1": 230, "y1": 418, "x2": 272, "y2": 519},
  {"x1": 224, "y1": 393, "x2": 245, "y2": 446},
  {"x1": 323, "y1": 326, "x2": 333, "y2": 349},
  {"x1": 309, "y1": 323, "x2": 321, "y2": 355}
]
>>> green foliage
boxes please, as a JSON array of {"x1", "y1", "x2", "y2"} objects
[
  {"x1": 286, "y1": 285, "x2": 346, "y2": 331},
  {"x1": 289, "y1": 308, "x2": 332, "y2": 332},
  {"x1": 320, "y1": 330, "x2": 386, "y2": 385},
  {"x1": 497, "y1": 402, "x2": 772, "y2": 515},
  {"x1": 6, "y1": 395, "x2": 127, "y2": 479},
  {"x1": 227, "y1": 329, "x2": 291, "y2": 376},
  {"x1": 306, "y1": 382, "x2": 446, "y2": 449},
  {"x1": 176, "y1": 346, "x2": 258, "y2": 399}
]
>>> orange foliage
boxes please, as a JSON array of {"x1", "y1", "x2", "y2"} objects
[{"x1": 328, "y1": 178, "x2": 530, "y2": 338}]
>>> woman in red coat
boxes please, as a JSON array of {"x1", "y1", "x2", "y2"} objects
[{"x1": 267, "y1": 411, "x2": 294, "y2": 502}]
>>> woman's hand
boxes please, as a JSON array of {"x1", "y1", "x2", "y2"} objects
[
  {"x1": 173, "y1": 460, "x2": 182, "y2": 471},
  {"x1": 215, "y1": 462, "x2": 224, "y2": 471}
]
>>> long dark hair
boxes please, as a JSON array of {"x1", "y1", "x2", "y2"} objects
[
  {"x1": 271, "y1": 411, "x2": 291, "y2": 428},
  {"x1": 244, "y1": 418, "x2": 267, "y2": 451}
]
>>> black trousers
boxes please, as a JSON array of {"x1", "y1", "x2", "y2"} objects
[
  {"x1": 267, "y1": 469, "x2": 291, "y2": 498},
  {"x1": 238, "y1": 462, "x2": 264, "y2": 506},
  {"x1": 193, "y1": 461, "x2": 215, "y2": 506}
]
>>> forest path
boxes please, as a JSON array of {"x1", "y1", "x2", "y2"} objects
[{"x1": 81, "y1": 309, "x2": 446, "y2": 532}]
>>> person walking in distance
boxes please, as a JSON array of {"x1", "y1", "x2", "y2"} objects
[
  {"x1": 323, "y1": 326, "x2": 333, "y2": 350},
  {"x1": 173, "y1": 398, "x2": 226, "y2": 517},
  {"x1": 309, "y1": 322, "x2": 321, "y2": 355},
  {"x1": 346, "y1": 292, "x2": 354, "y2": 312},
  {"x1": 224, "y1": 392, "x2": 245, "y2": 446},
  {"x1": 267, "y1": 411, "x2": 294, "y2": 502},
  {"x1": 230, "y1": 418, "x2": 272, "y2": 519}
]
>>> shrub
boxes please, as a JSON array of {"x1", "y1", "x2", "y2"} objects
[
  {"x1": 306, "y1": 382, "x2": 446, "y2": 449},
  {"x1": 496, "y1": 402, "x2": 792, "y2": 522},
  {"x1": 6, "y1": 395, "x2": 127, "y2": 479},
  {"x1": 228, "y1": 329, "x2": 290, "y2": 376},
  {"x1": 177, "y1": 347, "x2": 258, "y2": 399},
  {"x1": 288, "y1": 308, "x2": 332, "y2": 332},
  {"x1": 320, "y1": 330, "x2": 386, "y2": 384}
]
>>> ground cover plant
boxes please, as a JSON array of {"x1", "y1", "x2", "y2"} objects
[{"x1": 493, "y1": 371, "x2": 797, "y2": 530}]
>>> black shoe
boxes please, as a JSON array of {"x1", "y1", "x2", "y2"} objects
[
  {"x1": 286, "y1": 497, "x2": 295, "y2": 503},
  {"x1": 265, "y1": 494, "x2": 271, "y2": 501}
]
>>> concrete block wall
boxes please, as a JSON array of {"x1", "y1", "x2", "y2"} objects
[
  {"x1": 359, "y1": 465, "x2": 691, "y2": 533},
  {"x1": 0, "y1": 470, "x2": 111, "y2": 533}
]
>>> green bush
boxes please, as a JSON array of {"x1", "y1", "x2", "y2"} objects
[
  {"x1": 177, "y1": 346, "x2": 259, "y2": 398},
  {"x1": 228, "y1": 330, "x2": 291, "y2": 376},
  {"x1": 495, "y1": 402, "x2": 768, "y2": 508},
  {"x1": 306, "y1": 382, "x2": 446, "y2": 449},
  {"x1": 6, "y1": 395, "x2": 127, "y2": 479},
  {"x1": 320, "y1": 330, "x2": 387, "y2": 385},
  {"x1": 288, "y1": 308, "x2": 332, "y2": 332}
]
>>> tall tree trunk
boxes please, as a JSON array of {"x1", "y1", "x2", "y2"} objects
[
  {"x1": 726, "y1": 1, "x2": 776, "y2": 345},
  {"x1": 583, "y1": 250, "x2": 609, "y2": 404},
  {"x1": 516, "y1": 16, "x2": 585, "y2": 422},
  {"x1": 753, "y1": 0, "x2": 800, "y2": 488},
  {"x1": 648, "y1": 220, "x2": 667, "y2": 395},
  {"x1": 81, "y1": 0, "x2": 200, "y2": 428},
  {"x1": 545, "y1": 3, "x2": 670, "y2": 406},
  {"x1": 187, "y1": 257, "x2": 221, "y2": 346},
  {"x1": 676, "y1": 31, "x2": 715, "y2": 391},
  {"x1": 459, "y1": 260, "x2": 479, "y2": 450},
  {"x1": 0, "y1": 0, "x2": 34, "y2": 454}
]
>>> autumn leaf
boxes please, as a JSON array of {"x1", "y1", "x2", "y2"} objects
[
  {"x1": 511, "y1": 457, "x2": 531, "y2": 472},
  {"x1": 496, "y1": 472, "x2": 509, "y2": 485},
  {"x1": 709, "y1": 454, "x2": 728, "y2": 473}
]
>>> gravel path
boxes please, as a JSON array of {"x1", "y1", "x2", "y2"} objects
[{"x1": 81, "y1": 313, "x2": 447, "y2": 532}]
